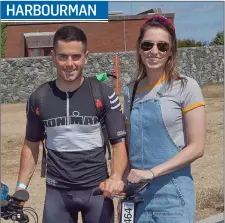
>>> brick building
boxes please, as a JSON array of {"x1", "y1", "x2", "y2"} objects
[{"x1": 5, "y1": 9, "x2": 174, "y2": 58}]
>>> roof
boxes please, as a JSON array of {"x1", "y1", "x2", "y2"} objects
[
  {"x1": 24, "y1": 32, "x2": 55, "y2": 37},
  {"x1": 137, "y1": 8, "x2": 163, "y2": 15},
  {"x1": 24, "y1": 32, "x2": 54, "y2": 48}
]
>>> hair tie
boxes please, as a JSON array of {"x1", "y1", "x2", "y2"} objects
[{"x1": 141, "y1": 14, "x2": 175, "y2": 33}]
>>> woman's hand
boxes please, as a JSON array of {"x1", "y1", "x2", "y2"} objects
[{"x1": 127, "y1": 169, "x2": 155, "y2": 183}]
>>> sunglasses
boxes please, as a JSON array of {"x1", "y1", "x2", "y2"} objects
[{"x1": 140, "y1": 41, "x2": 170, "y2": 52}]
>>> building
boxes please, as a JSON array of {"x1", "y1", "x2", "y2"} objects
[{"x1": 5, "y1": 9, "x2": 174, "y2": 58}]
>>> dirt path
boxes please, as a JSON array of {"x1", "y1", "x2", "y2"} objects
[{"x1": 1, "y1": 83, "x2": 223, "y2": 222}]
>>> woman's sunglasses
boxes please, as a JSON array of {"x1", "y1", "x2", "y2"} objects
[{"x1": 140, "y1": 41, "x2": 170, "y2": 52}]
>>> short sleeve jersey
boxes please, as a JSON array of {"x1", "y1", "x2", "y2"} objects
[
  {"x1": 25, "y1": 78, "x2": 126, "y2": 189},
  {"x1": 123, "y1": 75, "x2": 205, "y2": 150}
]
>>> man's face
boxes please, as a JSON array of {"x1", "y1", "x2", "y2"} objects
[{"x1": 53, "y1": 40, "x2": 88, "y2": 82}]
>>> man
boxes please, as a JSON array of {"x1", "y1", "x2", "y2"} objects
[{"x1": 16, "y1": 26, "x2": 128, "y2": 223}]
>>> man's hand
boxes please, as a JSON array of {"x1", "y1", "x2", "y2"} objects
[{"x1": 99, "y1": 174, "x2": 124, "y2": 198}]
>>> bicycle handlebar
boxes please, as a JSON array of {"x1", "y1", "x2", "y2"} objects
[
  {"x1": 93, "y1": 180, "x2": 151, "y2": 198},
  {"x1": 1, "y1": 187, "x2": 38, "y2": 223}
]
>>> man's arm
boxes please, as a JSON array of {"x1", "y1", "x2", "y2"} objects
[
  {"x1": 110, "y1": 140, "x2": 128, "y2": 181},
  {"x1": 16, "y1": 94, "x2": 45, "y2": 191},
  {"x1": 16, "y1": 140, "x2": 40, "y2": 190},
  {"x1": 99, "y1": 84, "x2": 128, "y2": 197},
  {"x1": 100, "y1": 141, "x2": 128, "y2": 197}
]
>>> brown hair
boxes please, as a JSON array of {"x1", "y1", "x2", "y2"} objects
[{"x1": 135, "y1": 15, "x2": 182, "y2": 86}]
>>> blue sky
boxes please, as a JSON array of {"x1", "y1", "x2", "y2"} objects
[{"x1": 108, "y1": 1, "x2": 224, "y2": 43}]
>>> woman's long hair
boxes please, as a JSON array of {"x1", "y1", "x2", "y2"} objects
[{"x1": 135, "y1": 15, "x2": 184, "y2": 86}]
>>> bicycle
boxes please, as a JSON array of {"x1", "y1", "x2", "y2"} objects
[
  {"x1": 93, "y1": 180, "x2": 151, "y2": 223},
  {"x1": 1, "y1": 183, "x2": 38, "y2": 223}
]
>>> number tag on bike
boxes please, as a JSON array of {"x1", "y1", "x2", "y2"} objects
[{"x1": 121, "y1": 201, "x2": 135, "y2": 223}]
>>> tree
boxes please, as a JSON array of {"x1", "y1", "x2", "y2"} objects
[
  {"x1": 177, "y1": 38, "x2": 207, "y2": 48},
  {"x1": 209, "y1": 31, "x2": 224, "y2": 46},
  {"x1": 1, "y1": 23, "x2": 8, "y2": 58}
]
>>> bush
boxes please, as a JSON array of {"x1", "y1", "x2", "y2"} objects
[
  {"x1": 177, "y1": 38, "x2": 207, "y2": 48},
  {"x1": 209, "y1": 31, "x2": 224, "y2": 46},
  {"x1": 1, "y1": 23, "x2": 8, "y2": 58}
]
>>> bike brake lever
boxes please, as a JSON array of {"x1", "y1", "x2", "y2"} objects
[
  {"x1": 133, "y1": 193, "x2": 144, "y2": 203},
  {"x1": 135, "y1": 180, "x2": 151, "y2": 192},
  {"x1": 139, "y1": 179, "x2": 152, "y2": 184}
]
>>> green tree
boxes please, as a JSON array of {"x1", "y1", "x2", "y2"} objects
[
  {"x1": 209, "y1": 31, "x2": 224, "y2": 46},
  {"x1": 1, "y1": 23, "x2": 8, "y2": 58},
  {"x1": 177, "y1": 38, "x2": 207, "y2": 48}
]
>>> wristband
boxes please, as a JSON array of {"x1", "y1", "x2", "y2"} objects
[{"x1": 16, "y1": 182, "x2": 27, "y2": 190}]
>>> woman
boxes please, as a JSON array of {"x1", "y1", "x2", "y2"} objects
[{"x1": 122, "y1": 15, "x2": 206, "y2": 223}]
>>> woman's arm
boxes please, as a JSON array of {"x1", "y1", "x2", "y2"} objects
[{"x1": 127, "y1": 106, "x2": 206, "y2": 183}]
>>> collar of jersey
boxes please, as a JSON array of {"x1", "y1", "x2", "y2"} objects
[{"x1": 133, "y1": 73, "x2": 166, "y2": 93}]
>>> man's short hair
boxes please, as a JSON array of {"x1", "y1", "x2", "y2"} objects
[{"x1": 53, "y1": 26, "x2": 87, "y2": 51}]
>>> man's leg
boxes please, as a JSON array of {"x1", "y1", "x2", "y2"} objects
[
  {"x1": 81, "y1": 187, "x2": 114, "y2": 223},
  {"x1": 42, "y1": 185, "x2": 78, "y2": 223}
]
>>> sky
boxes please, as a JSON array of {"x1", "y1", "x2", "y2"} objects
[{"x1": 108, "y1": 1, "x2": 224, "y2": 43}]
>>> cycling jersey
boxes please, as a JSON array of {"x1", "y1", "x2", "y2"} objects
[{"x1": 25, "y1": 77, "x2": 126, "y2": 189}]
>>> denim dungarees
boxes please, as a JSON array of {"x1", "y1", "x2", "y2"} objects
[{"x1": 129, "y1": 85, "x2": 196, "y2": 223}]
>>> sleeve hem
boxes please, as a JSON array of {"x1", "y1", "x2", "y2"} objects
[
  {"x1": 25, "y1": 136, "x2": 42, "y2": 142},
  {"x1": 110, "y1": 137, "x2": 126, "y2": 145},
  {"x1": 182, "y1": 102, "x2": 205, "y2": 113}
]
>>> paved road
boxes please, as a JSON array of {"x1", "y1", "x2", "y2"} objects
[{"x1": 196, "y1": 213, "x2": 224, "y2": 223}]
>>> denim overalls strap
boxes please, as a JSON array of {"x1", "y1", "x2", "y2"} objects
[{"x1": 129, "y1": 83, "x2": 196, "y2": 223}]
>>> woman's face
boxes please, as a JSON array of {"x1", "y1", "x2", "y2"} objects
[{"x1": 139, "y1": 27, "x2": 172, "y2": 72}]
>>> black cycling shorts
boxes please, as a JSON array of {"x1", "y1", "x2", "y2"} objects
[{"x1": 42, "y1": 185, "x2": 114, "y2": 223}]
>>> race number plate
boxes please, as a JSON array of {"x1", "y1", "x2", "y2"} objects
[{"x1": 121, "y1": 201, "x2": 135, "y2": 223}]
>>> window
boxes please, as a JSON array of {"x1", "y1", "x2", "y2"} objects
[
  {"x1": 28, "y1": 48, "x2": 42, "y2": 57},
  {"x1": 27, "y1": 47, "x2": 53, "y2": 57},
  {"x1": 43, "y1": 47, "x2": 53, "y2": 56}
]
